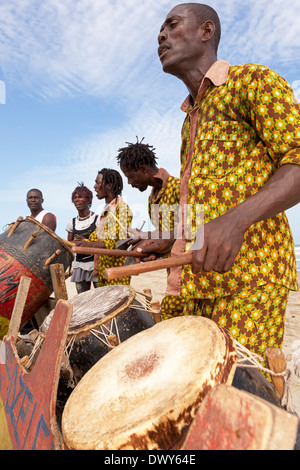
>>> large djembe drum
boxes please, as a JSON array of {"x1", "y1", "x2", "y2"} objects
[
  {"x1": 27, "y1": 284, "x2": 156, "y2": 420},
  {"x1": 0, "y1": 216, "x2": 73, "y2": 327},
  {"x1": 61, "y1": 316, "x2": 237, "y2": 450},
  {"x1": 38, "y1": 284, "x2": 155, "y2": 383}
]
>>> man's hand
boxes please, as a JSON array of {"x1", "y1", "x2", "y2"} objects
[
  {"x1": 191, "y1": 210, "x2": 246, "y2": 274},
  {"x1": 129, "y1": 231, "x2": 175, "y2": 262}
]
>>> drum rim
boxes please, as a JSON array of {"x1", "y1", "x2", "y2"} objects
[
  {"x1": 40, "y1": 284, "x2": 136, "y2": 337},
  {"x1": 25, "y1": 216, "x2": 73, "y2": 255}
]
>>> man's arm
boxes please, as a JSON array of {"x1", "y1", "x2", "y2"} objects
[
  {"x1": 191, "y1": 163, "x2": 300, "y2": 274},
  {"x1": 42, "y1": 213, "x2": 57, "y2": 232}
]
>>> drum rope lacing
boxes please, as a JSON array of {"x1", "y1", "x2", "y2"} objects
[
  {"x1": 235, "y1": 339, "x2": 300, "y2": 415},
  {"x1": 235, "y1": 340, "x2": 287, "y2": 378},
  {"x1": 25, "y1": 291, "x2": 159, "y2": 381}
]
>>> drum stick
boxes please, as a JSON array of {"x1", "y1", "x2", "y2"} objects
[
  {"x1": 72, "y1": 246, "x2": 147, "y2": 258},
  {"x1": 104, "y1": 252, "x2": 193, "y2": 280},
  {"x1": 7, "y1": 217, "x2": 23, "y2": 237},
  {"x1": 61, "y1": 238, "x2": 75, "y2": 247}
]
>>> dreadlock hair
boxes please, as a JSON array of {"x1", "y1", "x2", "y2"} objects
[
  {"x1": 98, "y1": 168, "x2": 123, "y2": 197},
  {"x1": 71, "y1": 182, "x2": 93, "y2": 204},
  {"x1": 116, "y1": 137, "x2": 158, "y2": 171}
]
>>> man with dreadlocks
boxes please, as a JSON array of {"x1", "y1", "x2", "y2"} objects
[
  {"x1": 75, "y1": 168, "x2": 133, "y2": 287},
  {"x1": 117, "y1": 139, "x2": 186, "y2": 319}
]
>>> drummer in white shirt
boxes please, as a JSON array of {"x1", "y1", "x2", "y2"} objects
[
  {"x1": 66, "y1": 183, "x2": 100, "y2": 294},
  {"x1": 26, "y1": 188, "x2": 57, "y2": 232}
]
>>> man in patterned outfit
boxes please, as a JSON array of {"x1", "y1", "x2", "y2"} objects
[
  {"x1": 75, "y1": 168, "x2": 133, "y2": 287},
  {"x1": 117, "y1": 140, "x2": 184, "y2": 317},
  {"x1": 136, "y1": 3, "x2": 300, "y2": 358}
]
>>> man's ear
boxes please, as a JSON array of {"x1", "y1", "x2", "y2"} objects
[{"x1": 200, "y1": 20, "x2": 215, "y2": 43}]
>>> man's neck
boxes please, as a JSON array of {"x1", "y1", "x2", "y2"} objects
[
  {"x1": 180, "y1": 55, "x2": 217, "y2": 101},
  {"x1": 30, "y1": 208, "x2": 43, "y2": 218}
]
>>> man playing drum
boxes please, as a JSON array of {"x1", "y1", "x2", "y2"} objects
[
  {"x1": 117, "y1": 139, "x2": 187, "y2": 319},
  {"x1": 133, "y1": 3, "x2": 300, "y2": 359},
  {"x1": 75, "y1": 168, "x2": 133, "y2": 287},
  {"x1": 26, "y1": 188, "x2": 57, "y2": 232}
]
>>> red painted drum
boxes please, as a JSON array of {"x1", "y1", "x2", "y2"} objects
[{"x1": 0, "y1": 216, "x2": 73, "y2": 327}]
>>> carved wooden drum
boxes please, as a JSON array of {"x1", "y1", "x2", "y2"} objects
[
  {"x1": 38, "y1": 285, "x2": 155, "y2": 384},
  {"x1": 61, "y1": 316, "x2": 237, "y2": 450},
  {"x1": 0, "y1": 216, "x2": 73, "y2": 327}
]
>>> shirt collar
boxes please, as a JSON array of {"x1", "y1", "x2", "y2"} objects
[
  {"x1": 149, "y1": 168, "x2": 170, "y2": 202},
  {"x1": 101, "y1": 196, "x2": 122, "y2": 217},
  {"x1": 181, "y1": 59, "x2": 230, "y2": 112}
]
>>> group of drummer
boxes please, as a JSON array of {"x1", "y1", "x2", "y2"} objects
[
  {"x1": 65, "y1": 141, "x2": 184, "y2": 321},
  {"x1": 3, "y1": 4, "x2": 300, "y2": 369}
]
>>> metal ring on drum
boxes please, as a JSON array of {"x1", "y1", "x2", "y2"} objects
[{"x1": 0, "y1": 216, "x2": 73, "y2": 327}]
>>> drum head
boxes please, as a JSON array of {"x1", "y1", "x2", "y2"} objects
[
  {"x1": 62, "y1": 316, "x2": 237, "y2": 450},
  {"x1": 40, "y1": 285, "x2": 136, "y2": 335}
]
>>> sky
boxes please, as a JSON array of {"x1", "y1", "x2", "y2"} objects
[{"x1": 0, "y1": 0, "x2": 300, "y2": 249}]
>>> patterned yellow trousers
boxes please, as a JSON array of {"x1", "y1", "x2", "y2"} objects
[
  {"x1": 0, "y1": 316, "x2": 10, "y2": 340},
  {"x1": 161, "y1": 283, "x2": 289, "y2": 358}
]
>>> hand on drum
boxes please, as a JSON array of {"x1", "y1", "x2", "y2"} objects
[{"x1": 129, "y1": 231, "x2": 175, "y2": 262}]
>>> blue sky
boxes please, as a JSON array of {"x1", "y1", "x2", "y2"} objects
[{"x1": 1, "y1": 0, "x2": 300, "y2": 247}]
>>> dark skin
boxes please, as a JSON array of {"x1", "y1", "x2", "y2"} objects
[
  {"x1": 121, "y1": 164, "x2": 162, "y2": 195},
  {"x1": 74, "y1": 173, "x2": 114, "y2": 249},
  {"x1": 132, "y1": 3, "x2": 300, "y2": 273},
  {"x1": 121, "y1": 164, "x2": 168, "y2": 260},
  {"x1": 68, "y1": 192, "x2": 91, "y2": 242},
  {"x1": 26, "y1": 189, "x2": 57, "y2": 232}
]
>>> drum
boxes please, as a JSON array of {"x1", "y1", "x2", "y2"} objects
[
  {"x1": 61, "y1": 316, "x2": 237, "y2": 450},
  {"x1": 34, "y1": 284, "x2": 156, "y2": 417},
  {"x1": 0, "y1": 217, "x2": 73, "y2": 327}
]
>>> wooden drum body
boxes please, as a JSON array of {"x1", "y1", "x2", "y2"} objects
[
  {"x1": 0, "y1": 217, "x2": 73, "y2": 326},
  {"x1": 62, "y1": 316, "x2": 237, "y2": 450},
  {"x1": 38, "y1": 285, "x2": 155, "y2": 411}
]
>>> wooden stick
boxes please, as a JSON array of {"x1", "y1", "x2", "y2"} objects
[
  {"x1": 50, "y1": 264, "x2": 68, "y2": 301},
  {"x1": 23, "y1": 230, "x2": 39, "y2": 249},
  {"x1": 72, "y1": 246, "x2": 146, "y2": 258},
  {"x1": 61, "y1": 238, "x2": 75, "y2": 247},
  {"x1": 104, "y1": 252, "x2": 193, "y2": 280},
  {"x1": 7, "y1": 217, "x2": 23, "y2": 237},
  {"x1": 265, "y1": 347, "x2": 287, "y2": 400},
  {"x1": 44, "y1": 249, "x2": 61, "y2": 266},
  {"x1": 8, "y1": 276, "x2": 31, "y2": 339}
]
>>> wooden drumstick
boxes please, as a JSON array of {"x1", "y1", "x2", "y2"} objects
[
  {"x1": 61, "y1": 238, "x2": 75, "y2": 247},
  {"x1": 72, "y1": 246, "x2": 146, "y2": 258},
  {"x1": 7, "y1": 217, "x2": 23, "y2": 237},
  {"x1": 23, "y1": 230, "x2": 39, "y2": 249},
  {"x1": 104, "y1": 252, "x2": 193, "y2": 280}
]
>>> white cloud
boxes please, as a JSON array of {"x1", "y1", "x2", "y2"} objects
[{"x1": 1, "y1": 0, "x2": 299, "y2": 100}]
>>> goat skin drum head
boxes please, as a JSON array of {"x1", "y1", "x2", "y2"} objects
[{"x1": 62, "y1": 316, "x2": 237, "y2": 450}]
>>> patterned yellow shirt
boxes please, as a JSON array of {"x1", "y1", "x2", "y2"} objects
[
  {"x1": 148, "y1": 168, "x2": 180, "y2": 233},
  {"x1": 89, "y1": 198, "x2": 133, "y2": 285},
  {"x1": 167, "y1": 60, "x2": 300, "y2": 299}
]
